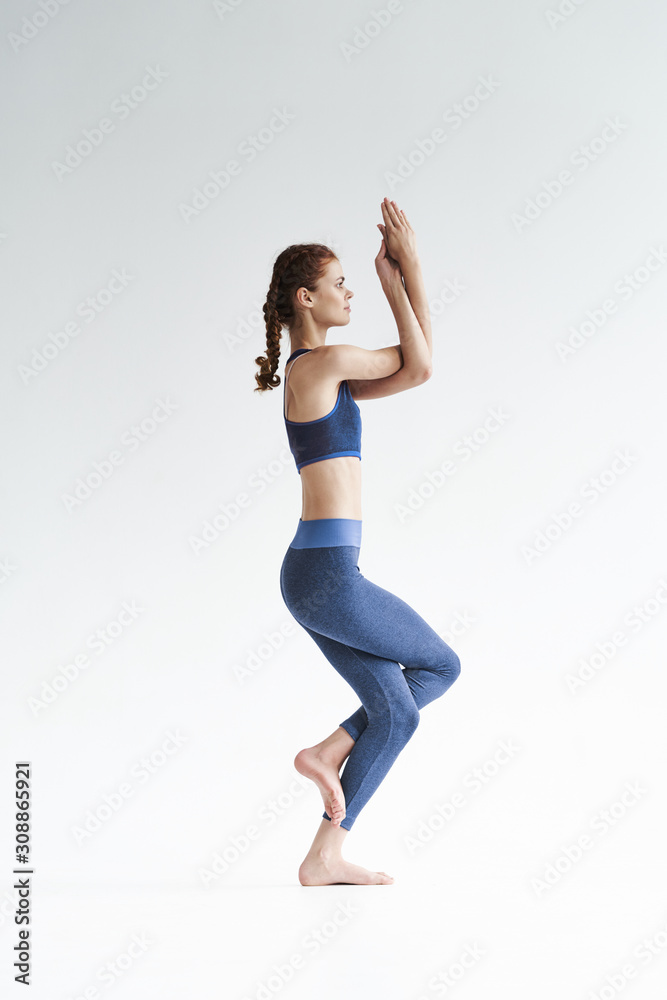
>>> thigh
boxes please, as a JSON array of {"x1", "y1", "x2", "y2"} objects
[
  {"x1": 338, "y1": 569, "x2": 450, "y2": 671},
  {"x1": 281, "y1": 544, "x2": 449, "y2": 671},
  {"x1": 297, "y1": 620, "x2": 413, "y2": 718}
]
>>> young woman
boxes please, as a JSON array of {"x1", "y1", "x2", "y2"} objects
[{"x1": 254, "y1": 197, "x2": 461, "y2": 886}]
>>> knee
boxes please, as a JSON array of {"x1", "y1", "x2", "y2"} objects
[
  {"x1": 438, "y1": 645, "x2": 461, "y2": 685},
  {"x1": 429, "y1": 649, "x2": 461, "y2": 695},
  {"x1": 448, "y1": 650, "x2": 461, "y2": 683},
  {"x1": 369, "y1": 699, "x2": 419, "y2": 741},
  {"x1": 367, "y1": 695, "x2": 420, "y2": 741},
  {"x1": 394, "y1": 700, "x2": 420, "y2": 740}
]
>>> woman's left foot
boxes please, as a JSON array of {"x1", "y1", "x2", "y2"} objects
[{"x1": 294, "y1": 746, "x2": 346, "y2": 826}]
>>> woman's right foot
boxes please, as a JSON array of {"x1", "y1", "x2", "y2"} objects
[
  {"x1": 294, "y1": 746, "x2": 346, "y2": 826},
  {"x1": 298, "y1": 854, "x2": 394, "y2": 886}
]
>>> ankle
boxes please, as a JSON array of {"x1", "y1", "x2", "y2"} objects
[
  {"x1": 310, "y1": 846, "x2": 342, "y2": 863},
  {"x1": 320, "y1": 729, "x2": 354, "y2": 757},
  {"x1": 315, "y1": 742, "x2": 341, "y2": 762}
]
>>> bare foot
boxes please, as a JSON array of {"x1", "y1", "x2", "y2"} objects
[
  {"x1": 299, "y1": 854, "x2": 394, "y2": 886},
  {"x1": 294, "y1": 746, "x2": 346, "y2": 827}
]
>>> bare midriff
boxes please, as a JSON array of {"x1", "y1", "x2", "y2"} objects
[{"x1": 299, "y1": 456, "x2": 362, "y2": 521}]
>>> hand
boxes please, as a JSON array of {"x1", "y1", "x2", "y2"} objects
[
  {"x1": 376, "y1": 197, "x2": 418, "y2": 265},
  {"x1": 374, "y1": 233, "x2": 404, "y2": 292}
]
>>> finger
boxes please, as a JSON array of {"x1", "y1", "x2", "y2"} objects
[
  {"x1": 395, "y1": 204, "x2": 411, "y2": 232},
  {"x1": 384, "y1": 197, "x2": 400, "y2": 226},
  {"x1": 389, "y1": 199, "x2": 406, "y2": 226},
  {"x1": 381, "y1": 197, "x2": 400, "y2": 229}
]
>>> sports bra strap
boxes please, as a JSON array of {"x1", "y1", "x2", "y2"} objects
[{"x1": 283, "y1": 350, "x2": 312, "y2": 421}]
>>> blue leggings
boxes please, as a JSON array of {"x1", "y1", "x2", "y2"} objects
[{"x1": 279, "y1": 517, "x2": 461, "y2": 831}]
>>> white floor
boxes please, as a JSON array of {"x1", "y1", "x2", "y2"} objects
[{"x1": 3, "y1": 822, "x2": 666, "y2": 1000}]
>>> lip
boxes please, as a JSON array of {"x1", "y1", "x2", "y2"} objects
[{"x1": 344, "y1": 306, "x2": 351, "y2": 311}]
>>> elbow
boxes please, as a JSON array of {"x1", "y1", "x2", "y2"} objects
[
  {"x1": 404, "y1": 363, "x2": 432, "y2": 384},
  {"x1": 410, "y1": 367, "x2": 433, "y2": 387}
]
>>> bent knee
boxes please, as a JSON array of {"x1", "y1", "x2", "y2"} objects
[
  {"x1": 395, "y1": 701, "x2": 420, "y2": 738},
  {"x1": 370, "y1": 699, "x2": 419, "y2": 739},
  {"x1": 439, "y1": 647, "x2": 461, "y2": 684}
]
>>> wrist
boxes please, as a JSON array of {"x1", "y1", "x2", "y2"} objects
[{"x1": 382, "y1": 277, "x2": 406, "y2": 300}]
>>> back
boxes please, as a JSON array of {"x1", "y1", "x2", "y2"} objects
[{"x1": 283, "y1": 349, "x2": 362, "y2": 474}]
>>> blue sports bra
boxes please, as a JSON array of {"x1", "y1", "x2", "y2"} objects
[{"x1": 283, "y1": 349, "x2": 362, "y2": 474}]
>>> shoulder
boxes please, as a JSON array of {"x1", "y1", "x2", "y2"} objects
[{"x1": 288, "y1": 344, "x2": 355, "y2": 382}]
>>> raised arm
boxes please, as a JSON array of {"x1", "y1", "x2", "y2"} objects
[
  {"x1": 306, "y1": 200, "x2": 434, "y2": 403},
  {"x1": 397, "y1": 255, "x2": 432, "y2": 364},
  {"x1": 376, "y1": 197, "x2": 432, "y2": 378}
]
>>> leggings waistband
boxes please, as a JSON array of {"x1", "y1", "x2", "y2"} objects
[{"x1": 289, "y1": 517, "x2": 362, "y2": 549}]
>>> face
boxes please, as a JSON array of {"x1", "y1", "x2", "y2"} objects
[{"x1": 296, "y1": 258, "x2": 354, "y2": 328}]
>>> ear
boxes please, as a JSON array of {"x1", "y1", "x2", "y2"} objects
[{"x1": 295, "y1": 287, "x2": 313, "y2": 309}]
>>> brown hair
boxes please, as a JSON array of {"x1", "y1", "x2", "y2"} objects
[{"x1": 254, "y1": 243, "x2": 337, "y2": 392}]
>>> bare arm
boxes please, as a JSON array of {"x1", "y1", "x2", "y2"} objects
[
  {"x1": 382, "y1": 273, "x2": 432, "y2": 379},
  {"x1": 345, "y1": 272, "x2": 432, "y2": 400},
  {"x1": 348, "y1": 343, "x2": 429, "y2": 401},
  {"x1": 312, "y1": 199, "x2": 434, "y2": 400},
  {"x1": 376, "y1": 198, "x2": 432, "y2": 377},
  {"x1": 398, "y1": 254, "x2": 432, "y2": 364}
]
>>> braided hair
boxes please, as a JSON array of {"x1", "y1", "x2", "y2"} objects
[{"x1": 254, "y1": 243, "x2": 337, "y2": 392}]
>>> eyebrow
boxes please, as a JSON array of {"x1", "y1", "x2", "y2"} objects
[{"x1": 336, "y1": 276, "x2": 345, "y2": 281}]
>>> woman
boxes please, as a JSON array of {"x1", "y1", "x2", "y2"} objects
[{"x1": 254, "y1": 197, "x2": 461, "y2": 885}]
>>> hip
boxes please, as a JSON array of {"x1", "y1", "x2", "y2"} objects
[{"x1": 280, "y1": 518, "x2": 362, "y2": 610}]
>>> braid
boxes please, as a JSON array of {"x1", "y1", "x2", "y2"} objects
[
  {"x1": 253, "y1": 243, "x2": 336, "y2": 393},
  {"x1": 254, "y1": 279, "x2": 282, "y2": 391}
]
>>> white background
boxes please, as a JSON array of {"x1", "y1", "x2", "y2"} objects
[{"x1": 1, "y1": 0, "x2": 667, "y2": 997}]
